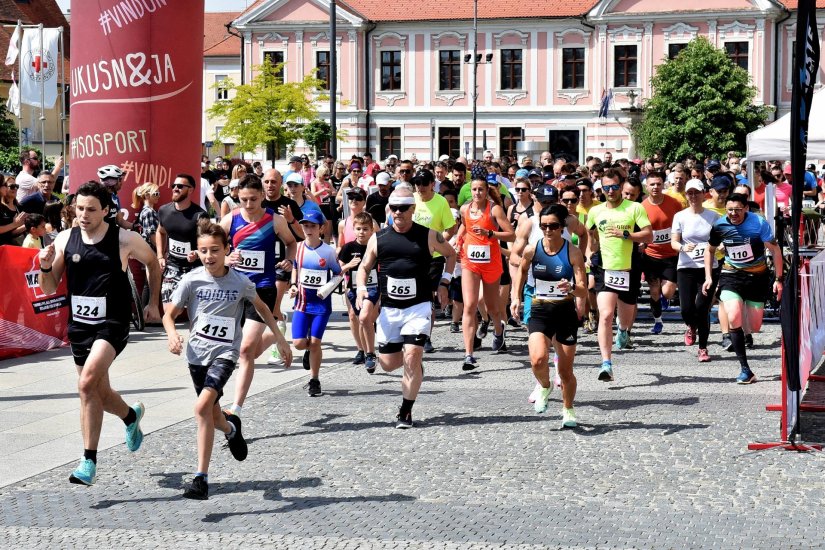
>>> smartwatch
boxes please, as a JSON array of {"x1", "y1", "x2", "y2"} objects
[{"x1": 622, "y1": 230, "x2": 630, "y2": 240}]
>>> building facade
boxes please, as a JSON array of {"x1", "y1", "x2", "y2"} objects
[
  {"x1": 231, "y1": 0, "x2": 823, "y2": 163},
  {"x1": 203, "y1": 12, "x2": 242, "y2": 159}
]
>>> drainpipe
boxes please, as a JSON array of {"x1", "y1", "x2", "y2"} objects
[
  {"x1": 225, "y1": 23, "x2": 245, "y2": 85},
  {"x1": 773, "y1": 8, "x2": 792, "y2": 118},
  {"x1": 364, "y1": 23, "x2": 377, "y2": 156}
]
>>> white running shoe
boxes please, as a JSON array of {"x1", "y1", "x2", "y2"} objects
[
  {"x1": 266, "y1": 345, "x2": 284, "y2": 366},
  {"x1": 528, "y1": 382, "x2": 543, "y2": 403}
]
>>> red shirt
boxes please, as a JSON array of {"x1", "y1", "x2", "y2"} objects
[{"x1": 641, "y1": 194, "x2": 682, "y2": 259}]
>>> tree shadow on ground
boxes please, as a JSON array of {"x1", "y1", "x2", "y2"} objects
[
  {"x1": 566, "y1": 421, "x2": 710, "y2": 436},
  {"x1": 605, "y1": 372, "x2": 779, "y2": 390}
]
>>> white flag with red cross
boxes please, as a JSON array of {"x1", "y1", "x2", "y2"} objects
[{"x1": 19, "y1": 28, "x2": 59, "y2": 109}]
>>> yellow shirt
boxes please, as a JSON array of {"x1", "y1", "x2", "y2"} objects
[
  {"x1": 665, "y1": 187, "x2": 688, "y2": 208},
  {"x1": 576, "y1": 198, "x2": 601, "y2": 216}
]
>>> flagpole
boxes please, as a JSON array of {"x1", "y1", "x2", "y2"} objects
[
  {"x1": 38, "y1": 23, "x2": 45, "y2": 158},
  {"x1": 59, "y1": 27, "x2": 65, "y2": 161},
  {"x1": 16, "y1": 20, "x2": 22, "y2": 152}
]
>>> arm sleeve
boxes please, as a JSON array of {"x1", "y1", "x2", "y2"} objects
[
  {"x1": 672, "y1": 212, "x2": 683, "y2": 236},
  {"x1": 760, "y1": 218, "x2": 775, "y2": 242}
]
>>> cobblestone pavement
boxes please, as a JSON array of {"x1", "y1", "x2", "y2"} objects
[{"x1": 2, "y1": 317, "x2": 824, "y2": 549}]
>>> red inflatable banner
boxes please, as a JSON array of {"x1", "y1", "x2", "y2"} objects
[
  {"x1": 69, "y1": 0, "x2": 204, "y2": 219},
  {"x1": 0, "y1": 245, "x2": 69, "y2": 359}
]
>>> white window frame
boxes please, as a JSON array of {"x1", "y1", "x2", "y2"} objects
[{"x1": 608, "y1": 25, "x2": 642, "y2": 91}]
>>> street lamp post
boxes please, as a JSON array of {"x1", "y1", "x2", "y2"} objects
[
  {"x1": 330, "y1": 0, "x2": 337, "y2": 159},
  {"x1": 465, "y1": 0, "x2": 492, "y2": 161}
]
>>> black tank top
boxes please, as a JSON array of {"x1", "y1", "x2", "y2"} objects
[
  {"x1": 376, "y1": 222, "x2": 432, "y2": 308},
  {"x1": 65, "y1": 224, "x2": 131, "y2": 325}
]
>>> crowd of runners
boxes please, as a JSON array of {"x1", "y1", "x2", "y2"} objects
[{"x1": 36, "y1": 149, "x2": 796, "y2": 499}]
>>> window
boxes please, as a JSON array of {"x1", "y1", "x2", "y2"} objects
[
  {"x1": 316, "y1": 51, "x2": 330, "y2": 90},
  {"x1": 668, "y1": 43, "x2": 687, "y2": 60},
  {"x1": 438, "y1": 127, "x2": 461, "y2": 158},
  {"x1": 726, "y1": 42, "x2": 748, "y2": 70},
  {"x1": 613, "y1": 45, "x2": 637, "y2": 87},
  {"x1": 439, "y1": 50, "x2": 461, "y2": 91},
  {"x1": 380, "y1": 127, "x2": 401, "y2": 160},
  {"x1": 500, "y1": 49, "x2": 523, "y2": 90},
  {"x1": 381, "y1": 50, "x2": 402, "y2": 91},
  {"x1": 562, "y1": 47, "x2": 585, "y2": 89},
  {"x1": 263, "y1": 51, "x2": 285, "y2": 82},
  {"x1": 215, "y1": 75, "x2": 228, "y2": 101},
  {"x1": 499, "y1": 127, "x2": 522, "y2": 159},
  {"x1": 215, "y1": 126, "x2": 223, "y2": 140}
]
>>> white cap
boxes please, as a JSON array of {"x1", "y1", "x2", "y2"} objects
[
  {"x1": 438, "y1": 154, "x2": 450, "y2": 162},
  {"x1": 593, "y1": 180, "x2": 602, "y2": 190},
  {"x1": 386, "y1": 154, "x2": 398, "y2": 161},
  {"x1": 229, "y1": 178, "x2": 240, "y2": 188},
  {"x1": 285, "y1": 173, "x2": 304, "y2": 185},
  {"x1": 685, "y1": 179, "x2": 705, "y2": 193},
  {"x1": 376, "y1": 172, "x2": 391, "y2": 186}
]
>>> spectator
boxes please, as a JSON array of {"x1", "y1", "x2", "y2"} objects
[
  {"x1": 221, "y1": 178, "x2": 241, "y2": 217},
  {"x1": 20, "y1": 172, "x2": 59, "y2": 215},
  {"x1": 300, "y1": 154, "x2": 316, "y2": 186},
  {"x1": 16, "y1": 149, "x2": 63, "y2": 202},
  {"x1": 131, "y1": 182, "x2": 160, "y2": 249},
  {"x1": 0, "y1": 176, "x2": 26, "y2": 245},
  {"x1": 61, "y1": 193, "x2": 77, "y2": 230},
  {"x1": 22, "y1": 213, "x2": 46, "y2": 249},
  {"x1": 42, "y1": 201, "x2": 63, "y2": 246}
]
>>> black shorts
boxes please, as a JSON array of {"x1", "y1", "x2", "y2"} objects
[
  {"x1": 641, "y1": 254, "x2": 678, "y2": 284},
  {"x1": 189, "y1": 358, "x2": 235, "y2": 402},
  {"x1": 527, "y1": 299, "x2": 578, "y2": 345},
  {"x1": 243, "y1": 286, "x2": 277, "y2": 323},
  {"x1": 500, "y1": 254, "x2": 512, "y2": 285},
  {"x1": 592, "y1": 265, "x2": 642, "y2": 305},
  {"x1": 449, "y1": 277, "x2": 463, "y2": 301},
  {"x1": 717, "y1": 269, "x2": 771, "y2": 304},
  {"x1": 68, "y1": 321, "x2": 130, "y2": 367},
  {"x1": 161, "y1": 262, "x2": 194, "y2": 304}
]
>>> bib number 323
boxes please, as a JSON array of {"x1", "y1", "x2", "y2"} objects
[{"x1": 604, "y1": 270, "x2": 630, "y2": 292}]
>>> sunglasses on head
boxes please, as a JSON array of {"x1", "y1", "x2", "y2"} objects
[
  {"x1": 389, "y1": 204, "x2": 412, "y2": 213},
  {"x1": 172, "y1": 184, "x2": 191, "y2": 190},
  {"x1": 540, "y1": 222, "x2": 562, "y2": 231},
  {"x1": 561, "y1": 197, "x2": 579, "y2": 204}
]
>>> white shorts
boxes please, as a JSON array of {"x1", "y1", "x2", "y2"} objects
[{"x1": 376, "y1": 301, "x2": 432, "y2": 348}]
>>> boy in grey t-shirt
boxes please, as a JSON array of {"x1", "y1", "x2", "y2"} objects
[{"x1": 163, "y1": 221, "x2": 292, "y2": 500}]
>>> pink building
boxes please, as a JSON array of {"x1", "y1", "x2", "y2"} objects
[{"x1": 232, "y1": 0, "x2": 824, "y2": 162}]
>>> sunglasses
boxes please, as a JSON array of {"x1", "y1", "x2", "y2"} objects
[
  {"x1": 149, "y1": 192, "x2": 160, "y2": 197},
  {"x1": 514, "y1": 187, "x2": 530, "y2": 193},
  {"x1": 602, "y1": 184, "x2": 621, "y2": 192},
  {"x1": 8, "y1": 185, "x2": 18, "y2": 190},
  {"x1": 389, "y1": 204, "x2": 412, "y2": 213},
  {"x1": 172, "y1": 184, "x2": 192, "y2": 190},
  {"x1": 399, "y1": 169, "x2": 412, "y2": 174},
  {"x1": 286, "y1": 182, "x2": 302, "y2": 187},
  {"x1": 540, "y1": 222, "x2": 562, "y2": 231},
  {"x1": 348, "y1": 196, "x2": 365, "y2": 202},
  {"x1": 561, "y1": 198, "x2": 579, "y2": 204}
]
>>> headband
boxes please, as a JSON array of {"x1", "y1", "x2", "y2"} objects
[{"x1": 388, "y1": 195, "x2": 416, "y2": 206}]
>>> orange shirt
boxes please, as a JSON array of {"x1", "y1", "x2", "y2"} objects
[{"x1": 642, "y1": 194, "x2": 682, "y2": 259}]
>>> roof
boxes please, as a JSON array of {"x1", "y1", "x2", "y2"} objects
[
  {"x1": 238, "y1": 0, "x2": 596, "y2": 22},
  {"x1": 204, "y1": 11, "x2": 241, "y2": 57},
  {"x1": 0, "y1": 0, "x2": 70, "y2": 83}
]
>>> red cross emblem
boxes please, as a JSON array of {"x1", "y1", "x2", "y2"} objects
[{"x1": 31, "y1": 55, "x2": 47, "y2": 73}]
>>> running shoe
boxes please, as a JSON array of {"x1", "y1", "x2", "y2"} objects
[
  {"x1": 491, "y1": 331, "x2": 505, "y2": 352},
  {"x1": 353, "y1": 350, "x2": 366, "y2": 365},
  {"x1": 660, "y1": 296, "x2": 670, "y2": 312},
  {"x1": 449, "y1": 322, "x2": 460, "y2": 333},
  {"x1": 303, "y1": 350, "x2": 310, "y2": 370},
  {"x1": 476, "y1": 320, "x2": 490, "y2": 340},
  {"x1": 266, "y1": 345, "x2": 284, "y2": 366},
  {"x1": 223, "y1": 412, "x2": 247, "y2": 461},
  {"x1": 528, "y1": 382, "x2": 542, "y2": 403},
  {"x1": 462, "y1": 355, "x2": 478, "y2": 371},
  {"x1": 507, "y1": 316, "x2": 521, "y2": 328},
  {"x1": 721, "y1": 334, "x2": 733, "y2": 352},
  {"x1": 182, "y1": 475, "x2": 209, "y2": 500},
  {"x1": 697, "y1": 348, "x2": 710, "y2": 362},
  {"x1": 534, "y1": 386, "x2": 552, "y2": 413},
  {"x1": 125, "y1": 402, "x2": 145, "y2": 452},
  {"x1": 69, "y1": 458, "x2": 96, "y2": 486},
  {"x1": 396, "y1": 410, "x2": 413, "y2": 429},
  {"x1": 598, "y1": 361, "x2": 614, "y2": 382},
  {"x1": 614, "y1": 329, "x2": 630, "y2": 351},
  {"x1": 473, "y1": 335, "x2": 482, "y2": 350},
  {"x1": 650, "y1": 321, "x2": 663, "y2": 335},
  {"x1": 745, "y1": 333, "x2": 754, "y2": 349},
  {"x1": 306, "y1": 378, "x2": 322, "y2": 396},
  {"x1": 684, "y1": 326, "x2": 696, "y2": 346},
  {"x1": 736, "y1": 368, "x2": 757, "y2": 385},
  {"x1": 365, "y1": 353, "x2": 377, "y2": 374},
  {"x1": 423, "y1": 338, "x2": 435, "y2": 354},
  {"x1": 561, "y1": 407, "x2": 578, "y2": 428}
]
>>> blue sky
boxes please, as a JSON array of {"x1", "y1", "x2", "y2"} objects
[{"x1": 57, "y1": 0, "x2": 252, "y2": 13}]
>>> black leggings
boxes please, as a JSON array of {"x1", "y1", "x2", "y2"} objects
[{"x1": 676, "y1": 268, "x2": 718, "y2": 348}]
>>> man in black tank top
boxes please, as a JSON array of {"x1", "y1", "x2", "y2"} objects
[
  {"x1": 356, "y1": 188, "x2": 456, "y2": 428},
  {"x1": 38, "y1": 182, "x2": 161, "y2": 487}
]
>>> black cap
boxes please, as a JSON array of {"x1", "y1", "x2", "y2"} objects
[{"x1": 535, "y1": 184, "x2": 559, "y2": 202}]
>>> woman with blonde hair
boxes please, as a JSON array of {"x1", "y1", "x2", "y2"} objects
[
  {"x1": 312, "y1": 165, "x2": 335, "y2": 240},
  {"x1": 131, "y1": 181, "x2": 160, "y2": 248}
]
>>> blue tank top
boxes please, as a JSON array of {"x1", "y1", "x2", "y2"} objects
[
  {"x1": 229, "y1": 208, "x2": 278, "y2": 288},
  {"x1": 531, "y1": 239, "x2": 574, "y2": 302}
]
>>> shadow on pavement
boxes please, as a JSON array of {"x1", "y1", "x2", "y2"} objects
[
  {"x1": 0, "y1": 386, "x2": 187, "y2": 402},
  {"x1": 577, "y1": 396, "x2": 700, "y2": 409},
  {"x1": 568, "y1": 421, "x2": 710, "y2": 436}
]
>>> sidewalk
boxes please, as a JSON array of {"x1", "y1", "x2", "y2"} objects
[{"x1": 0, "y1": 300, "x2": 355, "y2": 488}]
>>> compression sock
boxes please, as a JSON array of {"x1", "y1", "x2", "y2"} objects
[
  {"x1": 84, "y1": 449, "x2": 97, "y2": 464},
  {"x1": 729, "y1": 327, "x2": 749, "y2": 369},
  {"x1": 399, "y1": 398, "x2": 415, "y2": 417},
  {"x1": 122, "y1": 407, "x2": 137, "y2": 426},
  {"x1": 650, "y1": 297, "x2": 662, "y2": 319}
]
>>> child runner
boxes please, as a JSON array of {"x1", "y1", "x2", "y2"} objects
[{"x1": 164, "y1": 220, "x2": 293, "y2": 500}]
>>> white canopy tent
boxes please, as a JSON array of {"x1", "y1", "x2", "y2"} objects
[{"x1": 746, "y1": 87, "x2": 825, "y2": 161}]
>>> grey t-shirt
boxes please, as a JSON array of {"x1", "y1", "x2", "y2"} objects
[
  {"x1": 671, "y1": 208, "x2": 720, "y2": 270},
  {"x1": 171, "y1": 266, "x2": 257, "y2": 366}
]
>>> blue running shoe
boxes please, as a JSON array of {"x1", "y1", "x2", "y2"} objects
[
  {"x1": 69, "y1": 458, "x2": 96, "y2": 486},
  {"x1": 125, "y1": 402, "x2": 145, "y2": 452},
  {"x1": 736, "y1": 368, "x2": 757, "y2": 385},
  {"x1": 614, "y1": 329, "x2": 630, "y2": 351},
  {"x1": 598, "y1": 361, "x2": 614, "y2": 382},
  {"x1": 650, "y1": 321, "x2": 663, "y2": 335},
  {"x1": 491, "y1": 331, "x2": 505, "y2": 352}
]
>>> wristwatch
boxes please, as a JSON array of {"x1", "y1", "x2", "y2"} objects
[
  {"x1": 622, "y1": 230, "x2": 630, "y2": 240},
  {"x1": 439, "y1": 281, "x2": 450, "y2": 288},
  {"x1": 487, "y1": 229, "x2": 494, "y2": 238}
]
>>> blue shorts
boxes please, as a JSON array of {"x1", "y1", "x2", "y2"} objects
[
  {"x1": 346, "y1": 287, "x2": 380, "y2": 315},
  {"x1": 292, "y1": 310, "x2": 332, "y2": 341},
  {"x1": 522, "y1": 284, "x2": 535, "y2": 324}
]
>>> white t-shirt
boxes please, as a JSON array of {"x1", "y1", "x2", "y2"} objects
[
  {"x1": 672, "y1": 208, "x2": 721, "y2": 270},
  {"x1": 16, "y1": 171, "x2": 38, "y2": 202}
]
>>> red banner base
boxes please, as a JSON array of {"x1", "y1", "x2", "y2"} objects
[{"x1": 748, "y1": 442, "x2": 823, "y2": 451}]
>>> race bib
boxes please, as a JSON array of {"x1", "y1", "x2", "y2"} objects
[
  {"x1": 652, "y1": 228, "x2": 671, "y2": 244},
  {"x1": 235, "y1": 250, "x2": 265, "y2": 273},
  {"x1": 467, "y1": 244, "x2": 491, "y2": 263},
  {"x1": 604, "y1": 270, "x2": 630, "y2": 292},
  {"x1": 366, "y1": 269, "x2": 378, "y2": 287},
  {"x1": 169, "y1": 239, "x2": 191, "y2": 259},
  {"x1": 72, "y1": 296, "x2": 106, "y2": 325},
  {"x1": 691, "y1": 243, "x2": 707, "y2": 261},
  {"x1": 728, "y1": 243, "x2": 754, "y2": 263},
  {"x1": 194, "y1": 314, "x2": 235, "y2": 344},
  {"x1": 301, "y1": 268, "x2": 328, "y2": 288},
  {"x1": 387, "y1": 276, "x2": 416, "y2": 300},
  {"x1": 803, "y1": 199, "x2": 816, "y2": 209},
  {"x1": 535, "y1": 278, "x2": 567, "y2": 300}
]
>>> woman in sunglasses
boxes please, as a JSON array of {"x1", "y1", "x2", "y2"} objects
[
  {"x1": 511, "y1": 204, "x2": 586, "y2": 426},
  {"x1": 130, "y1": 182, "x2": 161, "y2": 249},
  {"x1": 0, "y1": 175, "x2": 26, "y2": 245}
]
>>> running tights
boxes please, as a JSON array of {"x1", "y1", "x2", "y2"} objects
[{"x1": 676, "y1": 268, "x2": 716, "y2": 349}]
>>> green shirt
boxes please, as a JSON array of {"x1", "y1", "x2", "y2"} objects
[
  {"x1": 586, "y1": 200, "x2": 651, "y2": 271},
  {"x1": 458, "y1": 182, "x2": 511, "y2": 206},
  {"x1": 414, "y1": 192, "x2": 455, "y2": 258}
]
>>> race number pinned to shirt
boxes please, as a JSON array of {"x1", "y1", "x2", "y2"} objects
[
  {"x1": 71, "y1": 296, "x2": 106, "y2": 324},
  {"x1": 168, "y1": 239, "x2": 191, "y2": 259},
  {"x1": 535, "y1": 279, "x2": 568, "y2": 300},
  {"x1": 652, "y1": 229, "x2": 671, "y2": 244},
  {"x1": 235, "y1": 250, "x2": 265, "y2": 273},
  {"x1": 387, "y1": 276, "x2": 416, "y2": 300},
  {"x1": 727, "y1": 243, "x2": 754, "y2": 263},
  {"x1": 194, "y1": 314, "x2": 235, "y2": 344},
  {"x1": 301, "y1": 268, "x2": 328, "y2": 288},
  {"x1": 604, "y1": 270, "x2": 630, "y2": 292},
  {"x1": 467, "y1": 244, "x2": 491, "y2": 263},
  {"x1": 366, "y1": 269, "x2": 378, "y2": 287},
  {"x1": 691, "y1": 243, "x2": 707, "y2": 261}
]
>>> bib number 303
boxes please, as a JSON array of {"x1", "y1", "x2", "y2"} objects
[{"x1": 604, "y1": 270, "x2": 630, "y2": 292}]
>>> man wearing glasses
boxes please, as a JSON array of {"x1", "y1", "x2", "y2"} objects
[
  {"x1": 355, "y1": 187, "x2": 456, "y2": 428},
  {"x1": 16, "y1": 149, "x2": 64, "y2": 202},
  {"x1": 586, "y1": 168, "x2": 652, "y2": 383},
  {"x1": 156, "y1": 174, "x2": 209, "y2": 313},
  {"x1": 20, "y1": 173, "x2": 60, "y2": 215},
  {"x1": 396, "y1": 160, "x2": 415, "y2": 186}
]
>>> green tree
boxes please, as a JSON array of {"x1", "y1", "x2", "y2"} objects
[
  {"x1": 633, "y1": 37, "x2": 771, "y2": 162},
  {"x1": 302, "y1": 119, "x2": 332, "y2": 158},
  {"x1": 207, "y1": 58, "x2": 327, "y2": 157}
]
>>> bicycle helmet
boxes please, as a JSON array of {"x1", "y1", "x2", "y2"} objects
[{"x1": 97, "y1": 164, "x2": 124, "y2": 181}]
